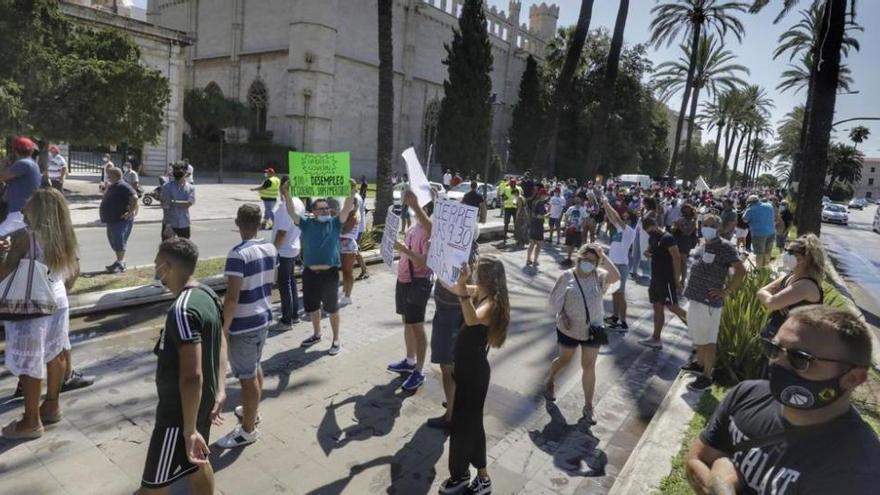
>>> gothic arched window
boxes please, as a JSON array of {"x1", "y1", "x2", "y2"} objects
[
  {"x1": 422, "y1": 99, "x2": 441, "y2": 159},
  {"x1": 205, "y1": 81, "x2": 223, "y2": 97},
  {"x1": 247, "y1": 80, "x2": 268, "y2": 134}
]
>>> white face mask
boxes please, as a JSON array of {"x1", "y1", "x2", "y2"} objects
[
  {"x1": 579, "y1": 261, "x2": 595, "y2": 273},
  {"x1": 701, "y1": 227, "x2": 718, "y2": 241},
  {"x1": 782, "y1": 252, "x2": 798, "y2": 270}
]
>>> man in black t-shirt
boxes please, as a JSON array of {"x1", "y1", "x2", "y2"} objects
[
  {"x1": 461, "y1": 181, "x2": 484, "y2": 209},
  {"x1": 639, "y1": 216, "x2": 687, "y2": 350},
  {"x1": 140, "y1": 238, "x2": 225, "y2": 494},
  {"x1": 687, "y1": 306, "x2": 880, "y2": 494}
]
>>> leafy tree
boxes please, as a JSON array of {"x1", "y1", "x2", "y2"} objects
[
  {"x1": 375, "y1": 0, "x2": 394, "y2": 218},
  {"x1": 436, "y1": 0, "x2": 493, "y2": 176},
  {"x1": 0, "y1": 0, "x2": 170, "y2": 150},
  {"x1": 183, "y1": 88, "x2": 247, "y2": 141},
  {"x1": 650, "y1": 0, "x2": 748, "y2": 177},
  {"x1": 508, "y1": 56, "x2": 545, "y2": 172},
  {"x1": 641, "y1": 100, "x2": 671, "y2": 177},
  {"x1": 531, "y1": 0, "x2": 595, "y2": 174},
  {"x1": 826, "y1": 142, "x2": 863, "y2": 191},
  {"x1": 756, "y1": 173, "x2": 780, "y2": 188}
]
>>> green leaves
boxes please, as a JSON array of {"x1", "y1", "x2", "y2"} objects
[
  {"x1": 715, "y1": 268, "x2": 773, "y2": 385},
  {"x1": 183, "y1": 88, "x2": 248, "y2": 141}
]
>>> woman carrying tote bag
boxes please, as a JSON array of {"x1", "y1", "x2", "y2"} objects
[{"x1": 1, "y1": 188, "x2": 79, "y2": 440}]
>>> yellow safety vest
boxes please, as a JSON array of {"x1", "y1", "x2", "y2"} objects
[{"x1": 260, "y1": 176, "x2": 281, "y2": 200}]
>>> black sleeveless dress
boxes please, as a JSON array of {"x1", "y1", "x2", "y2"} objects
[
  {"x1": 762, "y1": 274, "x2": 824, "y2": 339},
  {"x1": 449, "y1": 320, "x2": 490, "y2": 478}
]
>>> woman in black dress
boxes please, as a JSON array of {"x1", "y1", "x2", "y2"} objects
[{"x1": 439, "y1": 257, "x2": 511, "y2": 495}]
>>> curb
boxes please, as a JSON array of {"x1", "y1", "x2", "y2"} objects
[
  {"x1": 822, "y1": 256, "x2": 880, "y2": 369},
  {"x1": 72, "y1": 215, "x2": 236, "y2": 228},
  {"x1": 66, "y1": 224, "x2": 507, "y2": 317},
  {"x1": 609, "y1": 373, "x2": 701, "y2": 495}
]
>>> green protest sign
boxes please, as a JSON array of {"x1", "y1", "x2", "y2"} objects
[{"x1": 288, "y1": 151, "x2": 351, "y2": 197}]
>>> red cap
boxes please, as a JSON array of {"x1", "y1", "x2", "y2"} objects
[
  {"x1": 509, "y1": 179, "x2": 517, "y2": 187},
  {"x1": 264, "y1": 167, "x2": 275, "y2": 174},
  {"x1": 12, "y1": 136, "x2": 37, "y2": 154}
]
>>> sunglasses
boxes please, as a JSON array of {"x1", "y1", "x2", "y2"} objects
[
  {"x1": 761, "y1": 338, "x2": 853, "y2": 372},
  {"x1": 784, "y1": 248, "x2": 804, "y2": 256}
]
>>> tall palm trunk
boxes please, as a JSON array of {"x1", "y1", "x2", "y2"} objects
[
  {"x1": 682, "y1": 82, "x2": 702, "y2": 173},
  {"x1": 722, "y1": 125, "x2": 736, "y2": 169},
  {"x1": 374, "y1": 0, "x2": 394, "y2": 218},
  {"x1": 668, "y1": 23, "x2": 702, "y2": 178},
  {"x1": 531, "y1": 0, "x2": 595, "y2": 175},
  {"x1": 738, "y1": 127, "x2": 753, "y2": 187},
  {"x1": 729, "y1": 128, "x2": 747, "y2": 187},
  {"x1": 585, "y1": 0, "x2": 629, "y2": 178},
  {"x1": 798, "y1": 0, "x2": 845, "y2": 235},
  {"x1": 709, "y1": 121, "x2": 724, "y2": 185}
]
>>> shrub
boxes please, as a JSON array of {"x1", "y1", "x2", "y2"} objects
[{"x1": 715, "y1": 269, "x2": 774, "y2": 386}]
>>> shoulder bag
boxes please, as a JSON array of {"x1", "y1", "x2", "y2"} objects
[
  {"x1": 572, "y1": 270, "x2": 608, "y2": 345},
  {"x1": 0, "y1": 232, "x2": 59, "y2": 320}
]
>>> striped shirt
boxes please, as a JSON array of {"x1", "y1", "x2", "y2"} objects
[{"x1": 224, "y1": 238, "x2": 278, "y2": 334}]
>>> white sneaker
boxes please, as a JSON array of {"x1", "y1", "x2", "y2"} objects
[
  {"x1": 274, "y1": 321, "x2": 293, "y2": 332},
  {"x1": 339, "y1": 295, "x2": 352, "y2": 306},
  {"x1": 216, "y1": 425, "x2": 259, "y2": 449}
]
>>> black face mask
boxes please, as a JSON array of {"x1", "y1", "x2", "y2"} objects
[
  {"x1": 173, "y1": 171, "x2": 185, "y2": 180},
  {"x1": 769, "y1": 363, "x2": 850, "y2": 410}
]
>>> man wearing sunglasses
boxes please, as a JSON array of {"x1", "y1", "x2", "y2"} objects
[{"x1": 686, "y1": 305, "x2": 879, "y2": 495}]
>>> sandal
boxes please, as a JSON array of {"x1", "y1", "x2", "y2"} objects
[
  {"x1": 356, "y1": 272, "x2": 370, "y2": 281},
  {"x1": 2, "y1": 419, "x2": 44, "y2": 440},
  {"x1": 40, "y1": 412, "x2": 63, "y2": 425}
]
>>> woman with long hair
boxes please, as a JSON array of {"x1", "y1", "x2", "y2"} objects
[
  {"x1": 1, "y1": 188, "x2": 79, "y2": 439},
  {"x1": 513, "y1": 189, "x2": 529, "y2": 248},
  {"x1": 757, "y1": 234, "x2": 826, "y2": 339},
  {"x1": 672, "y1": 202, "x2": 698, "y2": 285},
  {"x1": 544, "y1": 244, "x2": 620, "y2": 424},
  {"x1": 439, "y1": 256, "x2": 510, "y2": 495}
]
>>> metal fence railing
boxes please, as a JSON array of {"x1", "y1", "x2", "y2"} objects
[{"x1": 67, "y1": 151, "x2": 124, "y2": 175}]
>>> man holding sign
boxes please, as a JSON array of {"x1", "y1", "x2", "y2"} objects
[
  {"x1": 280, "y1": 183, "x2": 355, "y2": 356},
  {"x1": 288, "y1": 152, "x2": 351, "y2": 198}
]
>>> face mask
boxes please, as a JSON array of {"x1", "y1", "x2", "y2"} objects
[
  {"x1": 317, "y1": 215, "x2": 332, "y2": 222},
  {"x1": 701, "y1": 227, "x2": 718, "y2": 241},
  {"x1": 579, "y1": 261, "x2": 595, "y2": 273},
  {"x1": 782, "y1": 252, "x2": 798, "y2": 270},
  {"x1": 769, "y1": 363, "x2": 849, "y2": 410},
  {"x1": 173, "y1": 171, "x2": 185, "y2": 180}
]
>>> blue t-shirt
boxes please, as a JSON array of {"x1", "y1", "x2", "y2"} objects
[
  {"x1": 299, "y1": 216, "x2": 342, "y2": 267},
  {"x1": 743, "y1": 202, "x2": 776, "y2": 237},
  {"x1": 5, "y1": 158, "x2": 41, "y2": 213},
  {"x1": 224, "y1": 238, "x2": 277, "y2": 335}
]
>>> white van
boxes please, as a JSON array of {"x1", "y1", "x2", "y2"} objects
[{"x1": 616, "y1": 174, "x2": 653, "y2": 189}]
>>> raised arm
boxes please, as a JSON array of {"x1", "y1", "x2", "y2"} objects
[
  {"x1": 339, "y1": 194, "x2": 355, "y2": 224},
  {"x1": 279, "y1": 183, "x2": 302, "y2": 225},
  {"x1": 404, "y1": 190, "x2": 432, "y2": 236},
  {"x1": 602, "y1": 198, "x2": 624, "y2": 230}
]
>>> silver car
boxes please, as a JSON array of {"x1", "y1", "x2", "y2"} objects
[{"x1": 821, "y1": 203, "x2": 849, "y2": 225}]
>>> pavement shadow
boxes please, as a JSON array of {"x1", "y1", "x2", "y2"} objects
[
  {"x1": 260, "y1": 345, "x2": 331, "y2": 399},
  {"x1": 305, "y1": 422, "x2": 448, "y2": 495},
  {"x1": 527, "y1": 402, "x2": 606, "y2": 477},
  {"x1": 316, "y1": 376, "x2": 407, "y2": 457}
]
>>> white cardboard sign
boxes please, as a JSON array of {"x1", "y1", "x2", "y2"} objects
[
  {"x1": 401, "y1": 147, "x2": 433, "y2": 207},
  {"x1": 380, "y1": 206, "x2": 401, "y2": 269},
  {"x1": 427, "y1": 199, "x2": 479, "y2": 285}
]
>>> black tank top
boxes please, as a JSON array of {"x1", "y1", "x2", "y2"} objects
[
  {"x1": 454, "y1": 297, "x2": 490, "y2": 366},
  {"x1": 765, "y1": 274, "x2": 824, "y2": 335}
]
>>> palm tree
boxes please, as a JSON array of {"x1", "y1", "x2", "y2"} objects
[
  {"x1": 585, "y1": 0, "x2": 630, "y2": 177},
  {"x1": 776, "y1": 53, "x2": 854, "y2": 94},
  {"x1": 770, "y1": 105, "x2": 804, "y2": 186},
  {"x1": 849, "y1": 125, "x2": 870, "y2": 149},
  {"x1": 650, "y1": 0, "x2": 748, "y2": 178},
  {"x1": 826, "y1": 142, "x2": 863, "y2": 193},
  {"x1": 726, "y1": 85, "x2": 773, "y2": 187},
  {"x1": 753, "y1": 0, "x2": 857, "y2": 234},
  {"x1": 654, "y1": 35, "x2": 748, "y2": 171},
  {"x1": 531, "y1": 0, "x2": 595, "y2": 174},
  {"x1": 374, "y1": 0, "x2": 394, "y2": 218}
]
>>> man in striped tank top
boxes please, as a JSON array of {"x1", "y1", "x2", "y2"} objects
[{"x1": 216, "y1": 205, "x2": 278, "y2": 449}]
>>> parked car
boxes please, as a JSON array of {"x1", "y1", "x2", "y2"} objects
[
  {"x1": 821, "y1": 203, "x2": 849, "y2": 225},
  {"x1": 445, "y1": 182, "x2": 499, "y2": 208},
  {"x1": 822, "y1": 196, "x2": 831, "y2": 206},
  {"x1": 391, "y1": 181, "x2": 447, "y2": 206},
  {"x1": 873, "y1": 206, "x2": 880, "y2": 234},
  {"x1": 848, "y1": 198, "x2": 866, "y2": 210}
]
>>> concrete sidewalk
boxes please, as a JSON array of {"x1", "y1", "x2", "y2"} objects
[{"x1": 0, "y1": 239, "x2": 690, "y2": 495}]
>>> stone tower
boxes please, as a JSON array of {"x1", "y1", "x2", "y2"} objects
[{"x1": 528, "y1": 2, "x2": 559, "y2": 41}]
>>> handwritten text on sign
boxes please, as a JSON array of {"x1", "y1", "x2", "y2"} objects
[
  {"x1": 427, "y1": 199, "x2": 478, "y2": 285},
  {"x1": 288, "y1": 151, "x2": 351, "y2": 197},
  {"x1": 380, "y1": 206, "x2": 401, "y2": 269}
]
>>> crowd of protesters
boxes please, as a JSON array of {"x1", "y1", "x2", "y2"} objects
[{"x1": 1, "y1": 136, "x2": 878, "y2": 494}]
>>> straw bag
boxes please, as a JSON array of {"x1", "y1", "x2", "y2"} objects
[{"x1": 0, "y1": 232, "x2": 58, "y2": 320}]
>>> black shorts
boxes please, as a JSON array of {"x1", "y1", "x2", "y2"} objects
[
  {"x1": 504, "y1": 207, "x2": 517, "y2": 223},
  {"x1": 302, "y1": 267, "x2": 340, "y2": 313},
  {"x1": 556, "y1": 328, "x2": 601, "y2": 349},
  {"x1": 529, "y1": 218, "x2": 545, "y2": 241},
  {"x1": 395, "y1": 279, "x2": 432, "y2": 324},
  {"x1": 431, "y1": 305, "x2": 462, "y2": 365},
  {"x1": 162, "y1": 224, "x2": 191, "y2": 241},
  {"x1": 548, "y1": 217, "x2": 561, "y2": 229},
  {"x1": 649, "y1": 280, "x2": 679, "y2": 306},
  {"x1": 565, "y1": 229, "x2": 582, "y2": 247},
  {"x1": 141, "y1": 421, "x2": 210, "y2": 489}
]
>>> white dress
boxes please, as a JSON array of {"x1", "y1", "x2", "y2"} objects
[{"x1": 3, "y1": 240, "x2": 71, "y2": 379}]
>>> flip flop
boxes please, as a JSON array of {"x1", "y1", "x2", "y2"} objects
[
  {"x1": 356, "y1": 272, "x2": 370, "y2": 281},
  {"x1": 2, "y1": 419, "x2": 44, "y2": 440},
  {"x1": 40, "y1": 412, "x2": 63, "y2": 425}
]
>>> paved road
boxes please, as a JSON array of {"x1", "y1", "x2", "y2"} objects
[
  {"x1": 0, "y1": 240, "x2": 691, "y2": 494},
  {"x1": 75, "y1": 219, "x2": 244, "y2": 273},
  {"x1": 820, "y1": 205, "x2": 880, "y2": 340}
]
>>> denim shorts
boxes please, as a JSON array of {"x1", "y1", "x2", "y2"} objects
[
  {"x1": 106, "y1": 219, "x2": 133, "y2": 252},
  {"x1": 228, "y1": 327, "x2": 268, "y2": 379}
]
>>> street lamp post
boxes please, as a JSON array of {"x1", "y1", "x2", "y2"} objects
[
  {"x1": 483, "y1": 93, "x2": 501, "y2": 201},
  {"x1": 218, "y1": 129, "x2": 225, "y2": 184}
]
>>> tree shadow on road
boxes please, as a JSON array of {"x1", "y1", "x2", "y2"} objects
[
  {"x1": 306, "y1": 422, "x2": 448, "y2": 495},
  {"x1": 527, "y1": 402, "x2": 606, "y2": 477},
  {"x1": 316, "y1": 376, "x2": 407, "y2": 457}
]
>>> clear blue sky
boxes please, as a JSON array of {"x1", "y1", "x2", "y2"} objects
[
  {"x1": 491, "y1": 0, "x2": 880, "y2": 158},
  {"x1": 132, "y1": 0, "x2": 879, "y2": 157}
]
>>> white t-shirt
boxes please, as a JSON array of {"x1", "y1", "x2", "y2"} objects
[
  {"x1": 608, "y1": 224, "x2": 637, "y2": 265},
  {"x1": 548, "y1": 196, "x2": 566, "y2": 219},
  {"x1": 185, "y1": 164, "x2": 195, "y2": 184},
  {"x1": 48, "y1": 154, "x2": 67, "y2": 179},
  {"x1": 272, "y1": 198, "x2": 304, "y2": 258},
  {"x1": 341, "y1": 194, "x2": 364, "y2": 240},
  {"x1": 443, "y1": 173, "x2": 452, "y2": 186},
  {"x1": 565, "y1": 206, "x2": 588, "y2": 231}
]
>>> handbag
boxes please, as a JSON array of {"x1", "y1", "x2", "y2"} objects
[
  {"x1": 572, "y1": 271, "x2": 609, "y2": 346},
  {"x1": 0, "y1": 232, "x2": 59, "y2": 320}
]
